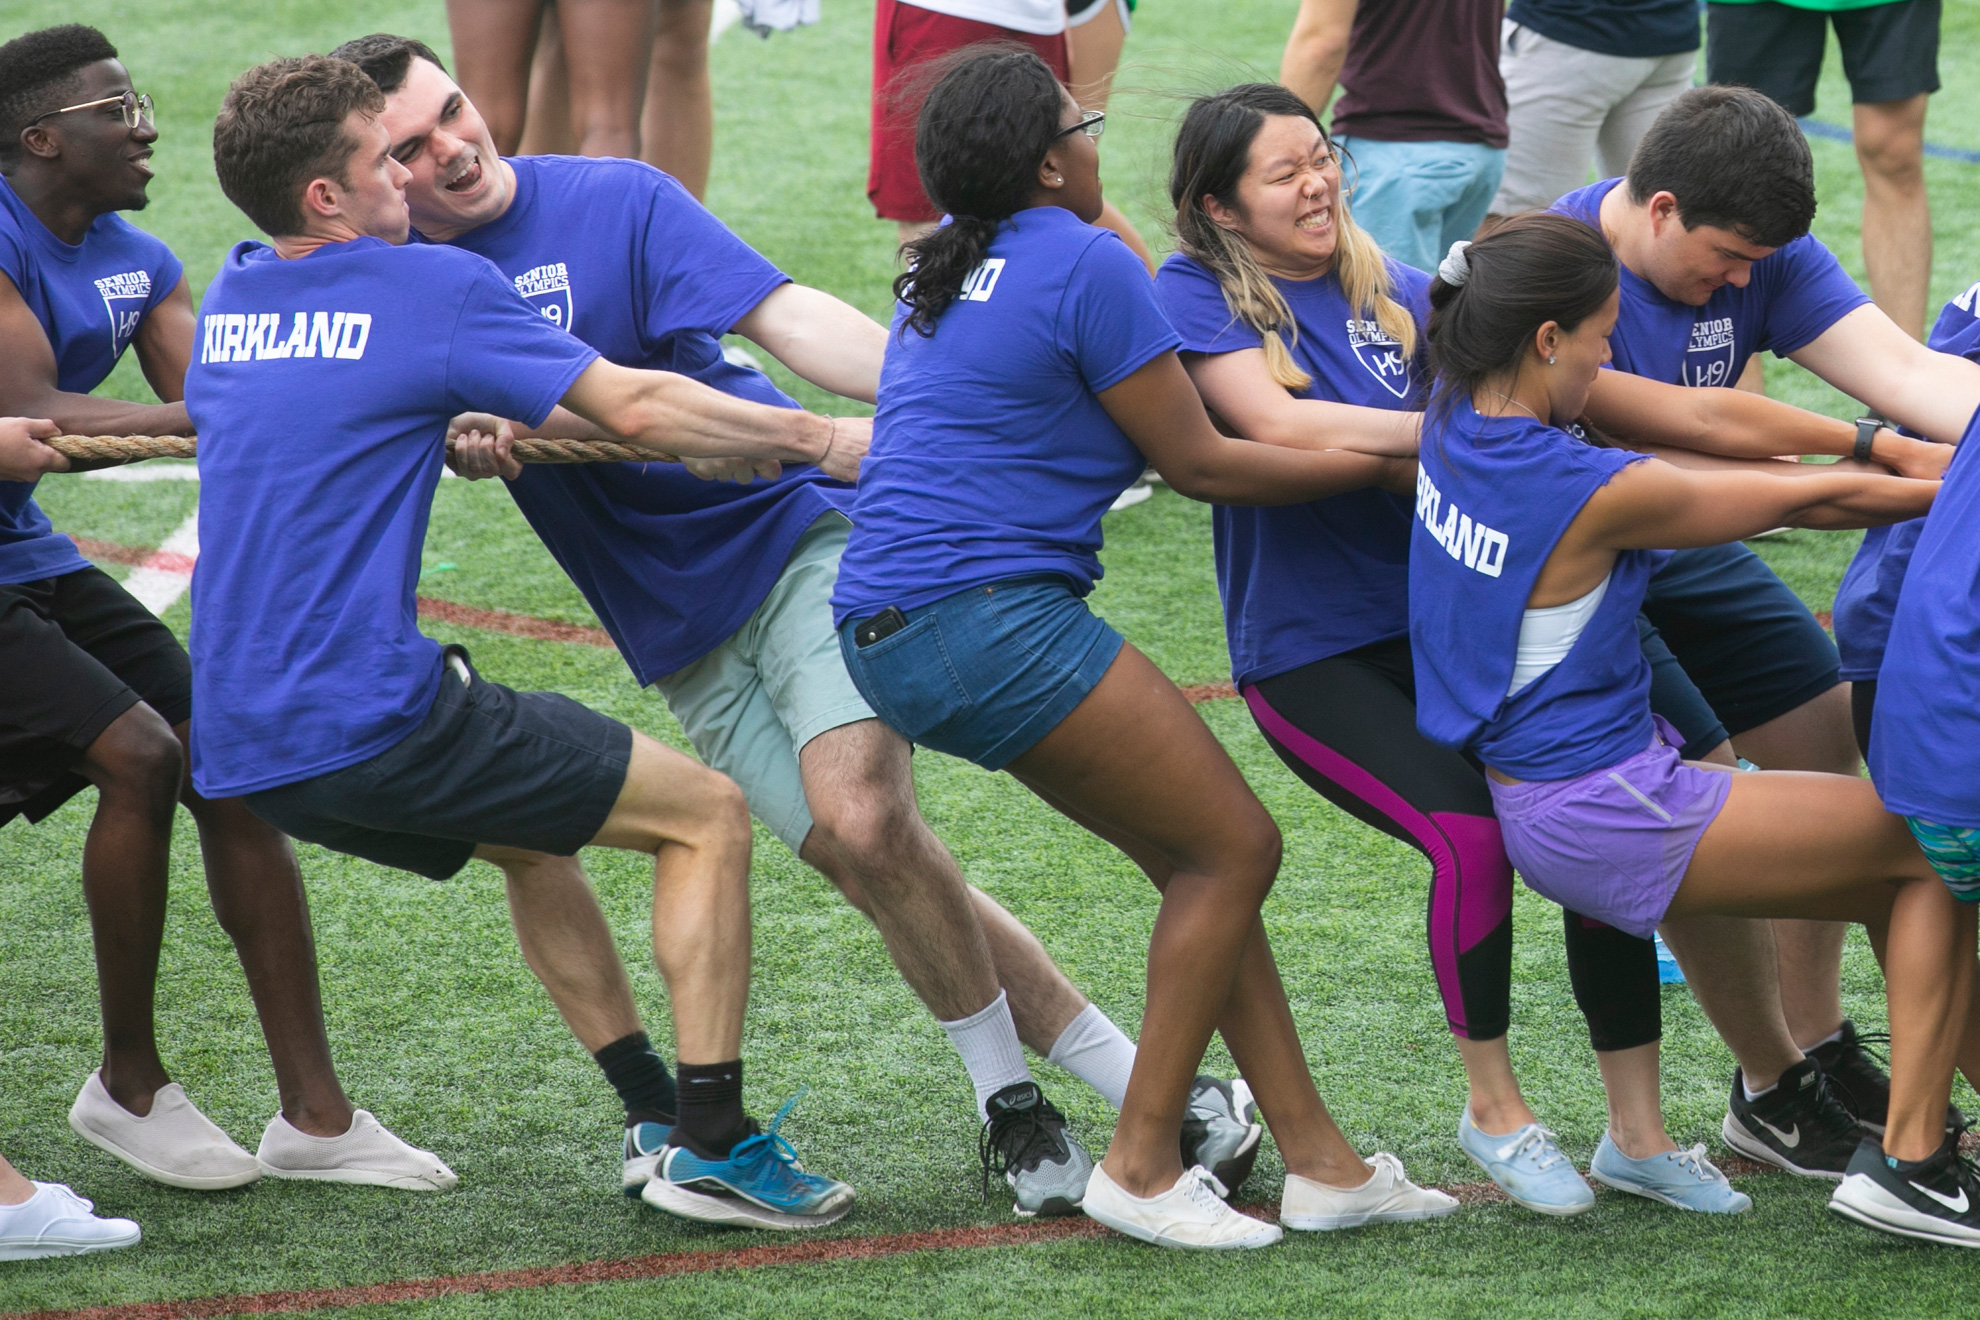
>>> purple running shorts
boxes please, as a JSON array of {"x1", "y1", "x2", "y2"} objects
[{"x1": 1485, "y1": 716, "x2": 1733, "y2": 939}]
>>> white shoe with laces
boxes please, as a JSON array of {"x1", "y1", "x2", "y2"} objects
[
  {"x1": 68, "y1": 1071, "x2": 260, "y2": 1190},
  {"x1": 257, "y1": 1110, "x2": 458, "y2": 1190},
  {"x1": 1281, "y1": 1152, "x2": 1460, "y2": 1231},
  {"x1": 0, "y1": 1183, "x2": 140, "y2": 1260},
  {"x1": 1081, "y1": 1163, "x2": 1282, "y2": 1250}
]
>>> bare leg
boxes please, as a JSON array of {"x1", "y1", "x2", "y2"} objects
[
  {"x1": 967, "y1": 888, "x2": 1088, "y2": 1051},
  {"x1": 1854, "y1": 94, "x2": 1932, "y2": 342},
  {"x1": 75, "y1": 704, "x2": 182, "y2": 1115},
  {"x1": 1659, "y1": 914, "x2": 1803, "y2": 1091},
  {"x1": 641, "y1": 0, "x2": 715, "y2": 198},
  {"x1": 558, "y1": 0, "x2": 659, "y2": 159},
  {"x1": 1007, "y1": 644, "x2": 1367, "y2": 1196},
  {"x1": 1451, "y1": 1037, "x2": 1537, "y2": 1134},
  {"x1": 520, "y1": 6, "x2": 578, "y2": 156},
  {"x1": 1594, "y1": 1042, "x2": 1677, "y2": 1159},
  {"x1": 446, "y1": 0, "x2": 547, "y2": 155},
  {"x1": 1063, "y1": 1, "x2": 1150, "y2": 270},
  {"x1": 172, "y1": 724, "x2": 354, "y2": 1138},
  {"x1": 0, "y1": 1157, "x2": 31, "y2": 1206},
  {"x1": 497, "y1": 852, "x2": 645, "y2": 1051}
]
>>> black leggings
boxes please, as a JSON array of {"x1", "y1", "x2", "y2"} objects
[{"x1": 1245, "y1": 637, "x2": 1661, "y2": 1052}]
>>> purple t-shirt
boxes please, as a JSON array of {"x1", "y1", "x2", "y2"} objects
[
  {"x1": 0, "y1": 176, "x2": 184, "y2": 585},
  {"x1": 1153, "y1": 251, "x2": 1428, "y2": 686},
  {"x1": 1551, "y1": 178, "x2": 1870, "y2": 386},
  {"x1": 1330, "y1": 0, "x2": 1509, "y2": 148}
]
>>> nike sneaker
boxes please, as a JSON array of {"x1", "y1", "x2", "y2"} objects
[
  {"x1": 980, "y1": 1081, "x2": 1092, "y2": 1217},
  {"x1": 1831, "y1": 1134, "x2": 1980, "y2": 1247},
  {"x1": 1809, "y1": 1021, "x2": 1894, "y2": 1132},
  {"x1": 1721, "y1": 1058, "x2": 1861, "y2": 1179},
  {"x1": 1181, "y1": 1076, "x2": 1264, "y2": 1199}
]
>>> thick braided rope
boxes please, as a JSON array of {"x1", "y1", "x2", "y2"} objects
[{"x1": 47, "y1": 433, "x2": 654, "y2": 471}]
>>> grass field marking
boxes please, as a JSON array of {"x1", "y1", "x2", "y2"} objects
[{"x1": 117, "y1": 512, "x2": 199, "y2": 615}]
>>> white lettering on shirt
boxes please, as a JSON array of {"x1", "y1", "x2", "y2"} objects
[
  {"x1": 514, "y1": 262, "x2": 573, "y2": 329},
  {"x1": 1415, "y1": 468, "x2": 1508, "y2": 578},
  {"x1": 1345, "y1": 317, "x2": 1410, "y2": 399},
  {"x1": 1955, "y1": 280, "x2": 1980, "y2": 316},
  {"x1": 199, "y1": 312, "x2": 372, "y2": 363},
  {"x1": 960, "y1": 258, "x2": 1006, "y2": 303},
  {"x1": 1684, "y1": 315, "x2": 1737, "y2": 387},
  {"x1": 94, "y1": 270, "x2": 154, "y2": 357}
]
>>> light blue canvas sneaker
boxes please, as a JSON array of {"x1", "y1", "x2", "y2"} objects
[
  {"x1": 1458, "y1": 1107, "x2": 1595, "y2": 1216},
  {"x1": 641, "y1": 1094, "x2": 854, "y2": 1230},
  {"x1": 621, "y1": 1119, "x2": 673, "y2": 1198},
  {"x1": 1589, "y1": 1134, "x2": 1752, "y2": 1214}
]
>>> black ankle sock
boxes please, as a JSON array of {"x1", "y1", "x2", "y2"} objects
[
  {"x1": 676, "y1": 1059, "x2": 750, "y2": 1159},
  {"x1": 592, "y1": 1032, "x2": 677, "y2": 1128}
]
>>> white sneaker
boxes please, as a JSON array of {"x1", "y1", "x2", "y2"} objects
[
  {"x1": 69, "y1": 1071, "x2": 260, "y2": 1190},
  {"x1": 0, "y1": 1183, "x2": 140, "y2": 1261},
  {"x1": 1281, "y1": 1152, "x2": 1460, "y2": 1231},
  {"x1": 1081, "y1": 1163, "x2": 1282, "y2": 1250},
  {"x1": 258, "y1": 1110, "x2": 458, "y2": 1190}
]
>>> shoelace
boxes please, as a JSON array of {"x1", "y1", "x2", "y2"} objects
[
  {"x1": 726, "y1": 1090, "x2": 824, "y2": 1197},
  {"x1": 1181, "y1": 1165, "x2": 1231, "y2": 1212},
  {"x1": 1499, "y1": 1124, "x2": 1567, "y2": 1171},
  {"x1": 1667, "y1": 1144, "x2": 1718, "y2": 1184},
  {"x1": 978, "y1": 1093, "x2": 1069, "y2": 1202}
]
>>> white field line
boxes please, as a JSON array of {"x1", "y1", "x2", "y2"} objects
[
  {"x1": 85, "y1": 463, "x2": 200, "y2": 482},
  {"x1": 122, "y1": 509, "x2": 199, "y2": 616}
]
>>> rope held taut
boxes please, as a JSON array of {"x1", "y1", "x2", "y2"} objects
[{"x1": 46, "y1": 433, "x2": 658, "y2": 472}]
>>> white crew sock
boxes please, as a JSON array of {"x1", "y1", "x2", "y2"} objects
[
  {"x1": 938, "y1": 990, "x2": 1032, "y2": 1119},
  {"x1": 1743, "y1": 1074, "x2": 1780, "y2": 1103},
  {"x1": 1046, "y1": 1002, "x2": 1137, "y2": 1111},
  {"x1": 1806, "y1": 1025, "x2": 1846, "y2": 1052}
]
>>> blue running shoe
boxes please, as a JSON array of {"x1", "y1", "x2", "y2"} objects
[
  {"x1": 1589, "y1": 1135, "x2": 1751, "y2": 1214},
  {"x1": 621, "y1": 1119, "x2": 673, "y2": 1198},
  {"x1": 641, "y1": 1094, "x2": 854, "y2": 1230},
  {"x1": 1457, "y1": 1107, "x2": 1595, "y2": 1216}
]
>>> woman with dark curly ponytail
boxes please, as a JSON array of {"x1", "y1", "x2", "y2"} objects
[{"x1": 834, "y1": 45, "x2": 1456, "y2": 1251}]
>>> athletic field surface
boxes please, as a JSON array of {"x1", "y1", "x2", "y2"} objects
[{"x1": 7, "y1": 0, "x2": 1980, "y2": 1315}]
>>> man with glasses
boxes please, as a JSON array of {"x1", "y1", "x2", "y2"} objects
[
  {"x1": 0, "y1": 24, "x2": 452, "y2": 1195},
  {"x1": 331, "y1": 32, "x2": 1265, "y2": 1219}
]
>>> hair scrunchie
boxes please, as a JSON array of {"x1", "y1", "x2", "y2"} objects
[{"x1": 1437, "y1": 240, "x2": 1472, "y2": 287}]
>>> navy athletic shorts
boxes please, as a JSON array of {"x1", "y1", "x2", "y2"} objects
[
  {"x1": 1637, "y1": 542, "x2": 1842, "y2": 760},
  {"x1": 1707, "y1": 0, "x2": 1940, "y2": 117},
  {"x1": 246, "y1": 647, "x2": 632, "y2": 880}
]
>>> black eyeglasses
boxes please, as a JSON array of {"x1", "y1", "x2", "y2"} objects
[
  {"x1": 27, "y1": 90, "x2": 154, "y2": 131},
  {"x1": 1053, "y1": 110, "x2": 1105, "y2": 141}
]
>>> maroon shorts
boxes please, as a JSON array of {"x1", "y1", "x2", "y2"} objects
[{"x1": 868, "y1": 0, "x2": 1070, "y2": 223}]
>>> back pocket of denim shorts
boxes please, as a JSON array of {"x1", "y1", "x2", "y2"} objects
[{"x1": 850, "y1": 613, "x2": 972, "y2": 741}]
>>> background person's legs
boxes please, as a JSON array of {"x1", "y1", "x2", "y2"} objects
[
  {"x1": 494, "y1": 851, "x2": 646, "y2": 1052},
  {"x1": 1488, "y1": 24, "x2": 1624, "y2": 222},
  {"x1": 520, "y1": 5, "x2": 576, "y2": 155},
  {"x1": 641, "y1": 0, "x2": 715, "y2": 198},
  {"x1": 1853, "y1": 94, "x2": 1932, "y2": 340},
  {"x1": 446, "y1": 0, "x2": 548, "y2": 154},
  {"x1": 1594, "y1": 47, "x2": 1696, "y2": 180},
  {"x1": 1065, "y1": 0, "x2": 1150, "y2": 267},
  {"x1": 557, "y1": 0, "x2": 658, "y2": 159}
]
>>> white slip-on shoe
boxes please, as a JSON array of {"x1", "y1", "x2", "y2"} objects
[
  {"x1": 1081, "y1": 1163, "x2": 1282, "y2": 1250},
  {"x1": 257, "y1": 1110, "x2": 458, "y2": 1190},
  {"x1": 69, "y1": 1071, "x2": 260, "y2": 1190},
  {"x1": 0, "y1": 1183, "x2": 140, "y2": 1261},
  {"x1": 1281, "y1": 1152, "x2": 1460, "y2": 1231}
]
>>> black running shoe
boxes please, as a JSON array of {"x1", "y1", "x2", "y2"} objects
[
  {"x1": 979, "y1": 1082, "x2": 1092, "y2": 1218},
  {"x1": 1809, "y1": 1020, "x2": 1893, "y2": 1132},
  {"x1": 1831, "y1": 1132, "x2": 1980, "y2": 1247},
  {"x1": 1721, "y1": 1057, "x2": 1862, "y2": 1179},
  {"x1": 1180, "y1": 1075, "x2": 1264, "y2": 1198}
]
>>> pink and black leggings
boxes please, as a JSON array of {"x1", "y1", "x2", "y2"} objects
[{"x1": 1243, "y1": 637, "x2": 1661, "y2": 1051}]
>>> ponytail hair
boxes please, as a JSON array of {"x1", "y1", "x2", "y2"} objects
[
  {"x1": 892, "y1": 46, "x2": 1066, "y2": 337},
  {"x1": 1424, "y1": 212, "x2": 1618, "y2": 426},
  {"x1": 1169, "y1": 82, "x2": 1417, "y2": 393}
]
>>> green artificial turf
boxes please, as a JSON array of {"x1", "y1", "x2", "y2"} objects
[{"x1": 4, "y1": 0, "x2": 1980, "y2": 1315}]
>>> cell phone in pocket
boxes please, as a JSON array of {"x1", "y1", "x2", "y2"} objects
[{"x1": 854, "y1": 606, "x2": 910, "y2": 648}]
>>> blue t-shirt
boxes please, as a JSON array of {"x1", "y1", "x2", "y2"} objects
[
  {"x1": 1153, "y1": 251, "x2": 1426, "y2": 686},
  {"x1": 1507, "y1": 0, "x2": 1699, "y2": 58},
  {"x1": 1832, "y1": 282, "x2": 1980, "y2": 680},
  {"x1": 185, "y1": 238, "x2": 598, "y2": 797},
  {"x1": 438, "y1": 155, "x2": 847, "y2": 682},
  {"x1": 832, "y1": 207, "x2": 1181, "y2": 625},
  {"x1": 0, "y1": 176, "x2": 184, "y2": 585},
  {"x1": 1552, "y1": 179, "x2": 1870, "y2": 387},
  {"x1": 1869, "y1": 405, "x2": 1980, "y2": 827},
  {"x1": 1410, "y1": 398, "x2": 1661, "y2": 781}
]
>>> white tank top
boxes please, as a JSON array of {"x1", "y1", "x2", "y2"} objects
[{"x1": 1507, "y1": 571, "x2": 1612, "y2": 697}]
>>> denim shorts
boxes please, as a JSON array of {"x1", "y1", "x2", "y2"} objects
[
  {"x1": 837, "y1": 575, "x2": 1124, "y2": 770},
  {"x1": 1487, "y1": 716, "x2": 1733, "y2": 940}
]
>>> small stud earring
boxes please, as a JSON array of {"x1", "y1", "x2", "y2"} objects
[{"x1": 1547, "y1": 355, "x2": 1557, "y2": 365}]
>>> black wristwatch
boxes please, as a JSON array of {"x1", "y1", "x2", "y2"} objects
[{"x1": 1853, "y1": 416, "x2": 1884, "y2": 464}]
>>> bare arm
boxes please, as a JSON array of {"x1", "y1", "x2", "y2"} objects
[
  {"x1": 557, "y1": 359, "x2": 867, "y2": 481},
  {"x1": 131, "y1": 276, "x2": 194, "y2": 404},
  {"x1": 0, "y1": 417, "x2": 67, "y2": 480},
  {"x1": 731, "y1": 283, "x2": 885, "y2": 406},
  {"x1": 1280, "y1": 0, "x2": 1358, "y2": 114},
  {"x1": 1099, "y1": 351, "x2": 1412, "y2": 504},
  {"x1": 0, "y1": 271, "x2": 190, "y2": 434},
  {"x1": 1182, "y1": 348, "x2": 1422, "y2": 458},
  {"x1": 1583, "y1": 366, "x2": 1950, "y2": 479},
  {"x1": 1789, "y1": 303, "x2": 1980, "y2": 445}
]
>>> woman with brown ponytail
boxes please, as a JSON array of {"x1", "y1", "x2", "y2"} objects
[{"x1": 833, "y1": 47, "x2": 1455, "y2": 1249}]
